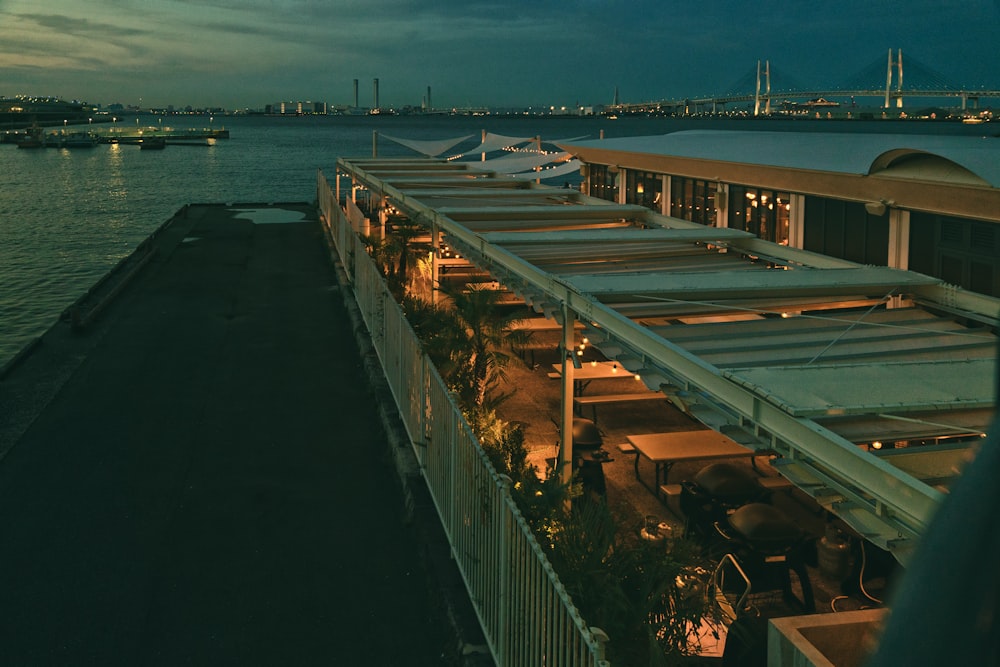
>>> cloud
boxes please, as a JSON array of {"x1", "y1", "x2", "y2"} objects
[
  {"x1": 15, "y1": 12, "x2": 149, "y2": 38},
  {"x1": 1, "y1": 0, "x2": 997, "y2": 109}
]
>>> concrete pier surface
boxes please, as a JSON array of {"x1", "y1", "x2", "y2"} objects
[{"x1": 0, "y1": 204, "x2": 455, "y2": 665}]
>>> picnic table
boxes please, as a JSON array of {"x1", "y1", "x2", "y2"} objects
[
  {"x1": 549, "y1": 361, "x2": 631, "y2": 395},
  {"x1": 626, "y1": 430, "x2": 758, "y2": 499}
]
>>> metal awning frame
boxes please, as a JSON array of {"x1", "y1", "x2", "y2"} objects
[{"x1": 336, "y1": 156, "x2": 998, "y2": 563}]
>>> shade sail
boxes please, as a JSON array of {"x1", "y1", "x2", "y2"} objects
[
  {"x1": 465, "y1": 152, "x2": 572, "y2": 173},
  {"x1": 380, "y1": 133, "x2": 474, "y2": 157},
  {"x1": 453, "y1": 132, "x2": 536, "y2": 157},
  {"x1": 508, "y1": 159, "x2": 582, "y2": 181}
]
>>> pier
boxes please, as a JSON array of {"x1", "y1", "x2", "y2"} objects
[
  {"x1": 0, "y1": 204, "x2": 457, "y2": 664},
  {"x1": 93, "y1": 125, "x2": 230, "y2": 144},
  {"x1": 1, "y1": 125, "x2": 230, "y2": 146}
]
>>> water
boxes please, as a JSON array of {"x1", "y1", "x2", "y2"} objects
[{"x1": 0, "y1": 113, "x2": 991, "y2": 365}]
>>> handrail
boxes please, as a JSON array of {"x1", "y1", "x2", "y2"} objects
[{"x1": 317, "y1": 168, "x2": 611, "y2": 667}]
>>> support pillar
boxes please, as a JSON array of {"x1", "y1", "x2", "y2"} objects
[
  {"x1": 430, "y1": 222, "x2": 440, "y2": 304},
  {"x1": 559, "y1": 303, "x2": 576, "y2": 490}
]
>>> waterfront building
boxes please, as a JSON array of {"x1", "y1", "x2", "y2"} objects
[
  {"x1": 327, "y1": 130, "x2": 999, "y2": 664},
  {"x1": 566, "y1": 130, "x2": 1000, "y2": 299}
]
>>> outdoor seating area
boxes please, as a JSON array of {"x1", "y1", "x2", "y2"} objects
[
  {"x1": 496, "y1": 328, "x2": 896, "y2": 638},
  {"x1": 326, "y1": 155, "x2": 997, "y2": 665}
]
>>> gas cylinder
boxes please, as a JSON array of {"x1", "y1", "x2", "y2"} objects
[{"x1": 817, "y1": 524, "x2": 851, "y2": 580}]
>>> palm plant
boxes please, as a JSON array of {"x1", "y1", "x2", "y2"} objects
[{"x1": 438, "y1": 281, "x2": 532, "y2": 407}]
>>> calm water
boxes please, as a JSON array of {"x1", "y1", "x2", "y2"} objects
[{"x1": 0, "y1": 113, "x2": 991, "y2": 365}]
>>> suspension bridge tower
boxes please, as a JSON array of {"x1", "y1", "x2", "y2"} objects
[
  {"x1": 754, "y1": 60, "x2": 771, "y2": 116},
  {"x1": 885, "y1": 49, "x2": 904, "y2": 108}
]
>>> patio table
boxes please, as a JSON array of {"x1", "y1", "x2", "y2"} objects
[
  {"x1": 550, "y1": 361, "x2": 631, "y2": 395},
  {"x1": 626, "y1": 430, "x2": 758, "y2": 499}
]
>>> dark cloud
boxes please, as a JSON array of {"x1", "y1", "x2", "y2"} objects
[
  {"x1": 15, "y1": 12, "x2": 149, "y2": 38},
  {"x1": 1, "y1": 0, "x2": 997, "y2": 109}
]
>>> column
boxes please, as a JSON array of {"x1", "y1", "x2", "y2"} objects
[{"x1": 559, "y1": 303, "x2": 576, "y2": 489}]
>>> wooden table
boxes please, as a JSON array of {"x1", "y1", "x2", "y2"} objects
[
  {"x1": 550, "y1": 361, "x2": 631, "y2": 395},
  {"x1": 627, "y1": 430, "x2": 757, "y2": 498}
]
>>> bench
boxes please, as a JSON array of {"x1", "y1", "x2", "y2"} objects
[
  {"x1": 659, "y1": 483, "x2": 683, "y2": 497},
  {"x1": 758, "y1": 476, "x2": 794, "y2": 491},
  {"x1": 573, "y1": 391, "x2": 666, "y2": 423}
]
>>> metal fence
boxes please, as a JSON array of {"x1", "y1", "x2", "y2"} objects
[{"x1": 317, "y1": 169, "x2": 610, "y2": 667}]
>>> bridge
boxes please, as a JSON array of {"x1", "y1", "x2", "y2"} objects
[{"x1": 609, "y1": 49, "x2": 1000, "y2": 116}]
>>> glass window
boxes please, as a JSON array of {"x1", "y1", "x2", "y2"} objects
[
  {"x1": 670, "y1": 177, "x2": 716, "y2": 226},
  {"x1": 803, "y1": 195, "x2": 888, "y2": 263},
  {"x1": 626, "y1": 171, "x2": 662, "y2": 210},
  {"x1": 588, "y1": 164, "x2": 617, "y2": 203},
  {"x1": 909, "y1": 212, "x2": 1000, "y2": 297},
  {"x1": 730, "y1": 186, "x2": 790, "y2": 244}
]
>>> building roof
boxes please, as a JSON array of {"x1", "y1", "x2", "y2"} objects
[
  {"x1": 562, "y1": 130, "x2": 1000, "y2": 188},
  {"x1": 337, "y1": 155, "x2": 1000, "y2": 565}
]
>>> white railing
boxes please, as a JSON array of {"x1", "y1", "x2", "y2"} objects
[{"x1": 317, "y1": 169, "x2": 610, "y2": 667}]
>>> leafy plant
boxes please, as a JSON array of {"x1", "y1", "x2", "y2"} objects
[{"x1": 436, "y1": 281, "x2": 531, "y2": 407}]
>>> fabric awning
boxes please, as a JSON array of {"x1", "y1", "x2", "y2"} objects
[
  {"x1": 464, "y1": 152, "x2": 572, "y2": 174},
  {"x1": 453, "y1": 132, "x2": 535, "y2": 157},
  {"x1": 380, "y1": 133, "x2": 474, "y2": 157},
  {"x1": 508, "y1": 159, "x2": 582, "y2": 181}
]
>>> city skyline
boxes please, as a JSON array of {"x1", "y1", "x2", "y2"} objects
[{"x1": 1, "y1": 0, "x2": 999, "y2": 110}]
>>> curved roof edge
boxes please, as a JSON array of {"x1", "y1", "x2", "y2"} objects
[
  {"x1": 560, "y1": 130, "x2": 1000, "y2": 189},
  {"x1": 870, "y1": 150, "x2": 991, "y2": 186}
]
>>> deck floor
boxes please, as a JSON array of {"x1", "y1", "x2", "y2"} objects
[{"x1": 0, "y1": 204, "x2": 454, "y2": 665}]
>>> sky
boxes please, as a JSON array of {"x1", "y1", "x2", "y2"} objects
[{"x1": 1, "y1": 0, "x2": 999, "y2": 110}]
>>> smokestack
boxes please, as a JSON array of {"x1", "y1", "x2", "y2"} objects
[
  {"x1": 427, "y1": 85, "x2": 432, "y2": 111},
  {"x1": 353, "y1": 79, "x2": 358, "y2": 108},
  {"x1": 373, "y1": 78, "x2": 379, "y2": 110}
]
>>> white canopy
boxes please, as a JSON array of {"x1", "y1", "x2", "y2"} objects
[
  {"x1": 507, "y1": 159, "x2": 582, "y2": 181},
  {"x1": 380, "y1": 133, "x2": 474, "y2": 157},
  {"x1": 464, "y1": 152, "x2": 572, "y2": 174},
  {"x1": 452, "y1": 132, "x2": 535, "y2": 158}
]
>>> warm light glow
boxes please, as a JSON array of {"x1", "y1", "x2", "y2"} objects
[
  {"x1": 871, "y1": 441, "x2": 883, "y2": 450},
  {"x1": 611, "y1": 364, "x2": 618, "y2": 373},
  {"x1": 590, "y1": 360, "x2": 597, "y2": 367},
  {"x1": 634, "y1": 374, "x2": 641, "y2": 381}
]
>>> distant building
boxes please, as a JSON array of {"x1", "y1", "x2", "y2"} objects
[{"x1": 265, "y1": 101, "x2": 328, "y2": 116}]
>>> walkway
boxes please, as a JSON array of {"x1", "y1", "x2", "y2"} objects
[{"x1": 0, "y1": 204, "x2": 453, "y2": 665}]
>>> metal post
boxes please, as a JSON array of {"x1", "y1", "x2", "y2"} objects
[
  {"x1": 372, "y1": 130, "x2": 378, "y2": 158},
  {"x1": 534, "y1": 135, "x2": 542, "y2": 184},
  {"x1": 560, "y1": 303, "x2": 575, "y2": 490},
  {"x1": 430, "y1": 221, "x2": 440, "y2": 305}
]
